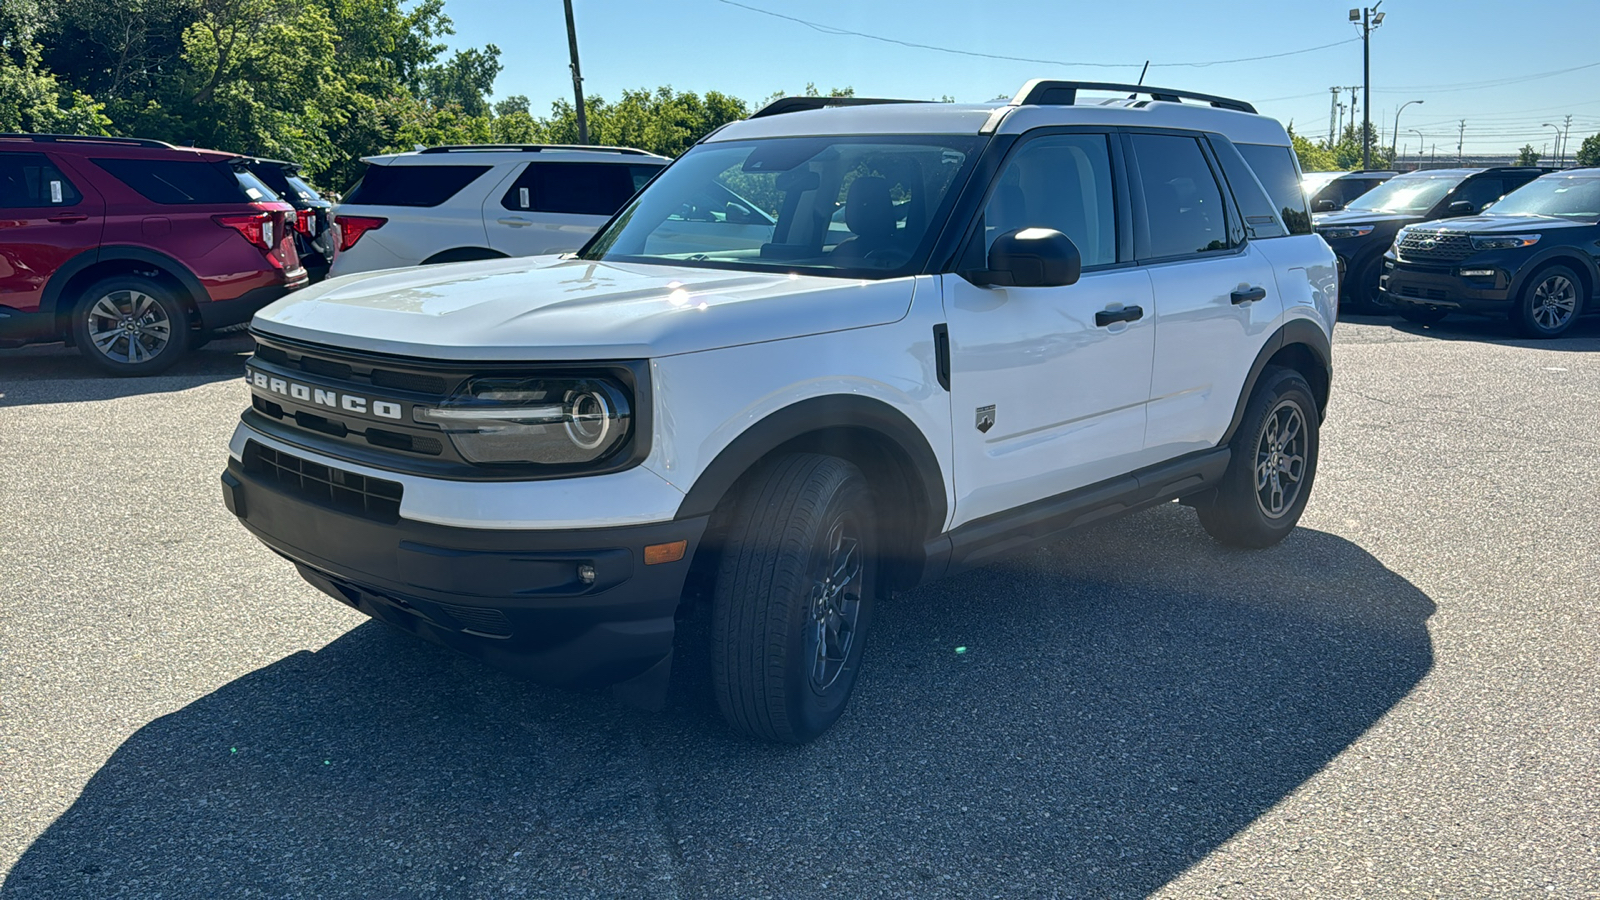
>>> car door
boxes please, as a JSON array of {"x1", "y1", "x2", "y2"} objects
[
  {"x1": 0, "y1": 150, "x2": 103, "y2": 316},
  {"x1": 943, "y1": 131, "x2": 1156, "y2": 527},
  {"x1": 484, "y1": 161, "x2": 660, "y2": 257},
  {"x1": 1126, "y1": 131, "x2": 1284, "y2": 460}
]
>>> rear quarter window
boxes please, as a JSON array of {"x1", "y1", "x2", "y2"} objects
[
  {"x1": 343, "y1": 164, "x2": 492, "y2": 207},
  {"x1": 0, "y1": 151, "x2": 83, "y2": 207},
  {"x1": 501, "y1": 162, "x2": 665, "y2": 215},
  {"x1": 91, "y1": 158, "x2": 256, "y2": 204},
  {"x1": 1235, "y1": 144, "x2": 1313, "y2": 235}
]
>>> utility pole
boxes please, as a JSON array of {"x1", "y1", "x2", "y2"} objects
[
  {"x1": 563, "y1": 0, "x2": 589, "y2": 145},
  {"x1": 1562, "y1": 114, "x2": 1573, "y2": 168},
  {"x1": 1328, "y1": 87, "x2": 1341, "y2": 145},
  {"x1": 1349, "y1": 4, "x2": 1384, "y2": 170},
  {"x1": 1457, "y1": 120, "x2": 1465, "y2": 165}
]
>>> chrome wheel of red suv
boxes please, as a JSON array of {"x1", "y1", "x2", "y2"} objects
[{"x1": 70, "y1": 276, "x2": 191, "y2": 375}]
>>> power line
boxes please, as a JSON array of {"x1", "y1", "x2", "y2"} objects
[
  {"x1": 712, "y1": 0, "x2": 1360, "y2": 70},
  {"x1": 1374, "y1": 61, "x2": 1600, "y2": 94}
]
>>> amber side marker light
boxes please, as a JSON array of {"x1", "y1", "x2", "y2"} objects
[{"x1": 644, "y1": 540, "x2": 687, "y2": 565}]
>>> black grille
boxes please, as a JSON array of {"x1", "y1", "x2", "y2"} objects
[
  {"x1": 1397, "y1": 230, "x2": 1474, "y2": 263},
  {"x1": 254, "y1": 342, "x2": 451, "y2": 395},
  {"x1": 438, "y1": 603, "x2": 514, "y2": 638},
  {"x1": 243, "y1": 441, "x2": 402, "y2": 522},
  {"x1": 1397, "y1": 284, "x2": 1450, "y2": 301}
]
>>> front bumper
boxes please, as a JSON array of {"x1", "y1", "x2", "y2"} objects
[
  {"x1": 1379, "y1": 262, "x2": 1514, "y2": 314},
  {"x1": 221, "y1": 453, "x2": 707, "y2": 688}
]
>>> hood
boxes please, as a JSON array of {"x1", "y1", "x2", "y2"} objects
[
  {"x1": 1314, "y1": 208, "x2": 1420, "y2": 229},
  {"x1": 1413, "y1": 214, "x2": 1593, "y2": 236},
  {"x1": 251, "y1": 255, "x2": 917, "y2": 360}
]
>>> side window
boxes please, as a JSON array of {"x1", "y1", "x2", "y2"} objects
[
  {"x1": 343, "y1": 164, "x2": 491, "y2": 208},
  {"x1": 501, "y1": 162, "x2": 654, "y2": 215},
  {"x1": 92, "y1": 158, "x2": 253, "y2": 204},
  {"x1": 1235, "y1": 143, "x2": 1312, "y2": 235},
  {"x1": 1207, "y1": 137, "x2": 1288, "y2": 240},
  {"x1": 980, "y1": 133, "x2": 1117, "y2": 268},
  {"x1": 1131, "y1": 133, "x2": 1232, "y2": 258},
  {"x1": 1453, "y1": 177, "x2": 1505, "y2": 211},
  {"x1": 0, "y1": 152, "x2": 84, "y2": 208}
]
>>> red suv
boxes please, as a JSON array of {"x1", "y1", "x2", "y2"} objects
[{"x1": 0, "y1": 133, "x2": 309, "y2": 375}]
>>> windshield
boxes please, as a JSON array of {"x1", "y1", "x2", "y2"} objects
[
  {"x1": 1301, "y1": 172, "x2": 1342, "y2": 195},
  {"x1": 1487, "y1": 176, "x2": 1600, "y2": 219},
  {"x1": 580, "y1": 135, "x2": 983, "y2": 278},
  {"x1": 1346, "y1": 174, "x2": 1462, "y2": 213}
]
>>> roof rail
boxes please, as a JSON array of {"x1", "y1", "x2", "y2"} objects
[
  {"x1": 415, "y1": 143, "x2": 653, "y2": 156},
  {"x1": 1010, "y1": 80, "x2": 1257, "y2": 114},
  {"x1": 750, "y1": 97, "x2": 923, "y2": 119},
  {"x1": 0, "y1": 132, "x2": 175, "y2": 148}
]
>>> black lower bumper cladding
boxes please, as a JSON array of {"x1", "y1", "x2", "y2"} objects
[{"x1": 222, "y1": 454, "x2": 706, "y2": 689}]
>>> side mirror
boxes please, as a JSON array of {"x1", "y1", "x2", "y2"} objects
[
  {"x1": 1447, "y1": 200, "x2": 1476, "y2": 216},
  {"x1": 968, "y1": 228, "x2": 1082, "y2": 288},
  {"x1": 1313, "y1": 199, "x2": 1338, "y2": 212}
]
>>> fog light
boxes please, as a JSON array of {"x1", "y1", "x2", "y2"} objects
[
  {"x1": 1460, "y1": 268, "x2": 1495, "y2": 277},
  {"x1": 577, "y1": 563, "x2": 597, "y2": 585}
]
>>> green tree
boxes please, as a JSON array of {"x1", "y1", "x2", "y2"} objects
[
  {"x1": 1331, "y1": 122, "x2": 1391, "y2": 170},
  {"x1": 1289, "y1": 128, "x2": 1337, "y2": 172},
  {"x1": 1575, "y1": 133, "x2": 1600, "y2": 167},
  {"x1": 1515, "y1": 144, "x2": 1541, "y2": 166},
  {"x1": 536, "y1": 86, "x2": 749, "y2": 158},
  {"x1": 0, "y1": 0, "x2": 108, "y2": 133}
]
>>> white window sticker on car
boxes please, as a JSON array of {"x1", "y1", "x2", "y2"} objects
[
  {"x1": 50, "y1": 180, "x2": 62, "y2": 203},
  {"x1": 519, "y1": 187, "x2": 530, "y2": 209}
]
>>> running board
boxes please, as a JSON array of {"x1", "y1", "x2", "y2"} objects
[{"x1": 920, "y1": 447, "x2": 1231, "y2": 581}]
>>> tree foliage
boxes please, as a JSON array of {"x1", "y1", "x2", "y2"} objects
[
  {"x1": 1576, "y1": 133, "x2": 1600, "y2": 168},
  {"x1": 2, "y1": 0, "x2": 854, "y2": 192},
  {"x1": 1515, "y1": 144, "x2": 1541, "y2": 166},
  {"x1": 1289, "y1": 122, "x2": 1393, "y2": 173}
]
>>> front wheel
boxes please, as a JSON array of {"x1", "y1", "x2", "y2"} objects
[
  {"x1": 1514, "y1": 265, "x2": 1583, "y2": 338},
  {"x1": 1196, "y1": 368, "x2": 1320, "y2": 548},
  {"x1": 711, "y1": 453, "x2": 876, "y2": 744},
  {"x1": 69, "y1": 276, "x2": 191, "y2": 376}
]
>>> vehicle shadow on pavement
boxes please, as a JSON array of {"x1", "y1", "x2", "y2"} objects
[
  {"x1": 0, "y1": 336, "x2": 253, "y2": 405},
  {"x1": 1354, "y1": 312, "x2": 1600, "y2": 347},
  {"x1": 4, "y1": 504, "x2": 1434, "y2": 899}
]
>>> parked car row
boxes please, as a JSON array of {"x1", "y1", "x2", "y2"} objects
[
  {"x1": 0, "y1": 134, "x2": 666, "y2": 374},
  {"x1": 1310, "y1": 165, "x2": 1598, "y2": 336}
]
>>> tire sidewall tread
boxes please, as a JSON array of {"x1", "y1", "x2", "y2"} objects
[{"x1": 69, "y1": 275, "x2": 191, "y2": 376}]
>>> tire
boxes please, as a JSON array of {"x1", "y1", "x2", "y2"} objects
[
  {"x1": 1196, "y1": 367, "x2": 1320, "y2": 549},
  {"x1": 711, "y1": 453, "x2": 877, "y2": 744},
  {"x1": 1513, "y1": 265, "x2": 1584, "y2": 338},
  {"x1": 1399, "y1": 306, "x2": 1448, "y2": 326},
  {"x1": 69, "y1": 276, "x2": 191, "y2": 376},
  {"x1": 1348, "y1": 259, "x2": 1398, "y2": 314}
]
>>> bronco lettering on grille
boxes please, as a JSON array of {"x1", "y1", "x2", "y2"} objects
[{"x1": 247, "y1": 369, "x2": 403, "y2": 420}]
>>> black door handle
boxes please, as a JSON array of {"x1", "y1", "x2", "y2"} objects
[
  {"x1": 47, "y1": 213, "x2": 88, "y2": 224},
  {"x1": 1231, "y1": 286, "x2": 1267, "y2": 305},
  {"x1": 1095, "y1": 305, "x2": 1144, "y2": 327}
]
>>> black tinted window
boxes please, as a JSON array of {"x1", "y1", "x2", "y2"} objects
[
  {"x1": 1236, "y1": 143, "x2": 1312, "y2": 234},
  {"x1": 1208, "y1": 137, "x2": 1288, "y2": 240},
  {"x1": 1131, "y1": 134, "x2": 1232, "y2": 258},
  {"x1": 501, "y1": 162, "x2": 664, "y2": 215},
  {"x1": 1451, "y1": 177, "x2": 1505, "y2": 212},
  {"x1": 0, "y1": 152, "x2": 83, "y2": 207},
  {"x1": 343, "y1": 164, "x2": 491, "y2": 207},
  {"x1": 93, "y1": 158, "x2": 253, "y2": 204},
  {"x1": 983, "y1": 133, "x2": 1117, "y2": 267},
  {"x1": 285, "y1": 174, "x2": 322, "y2": 202}
]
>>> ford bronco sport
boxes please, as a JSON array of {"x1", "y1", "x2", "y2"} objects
[{"x1": 222, "y1": 81, "x2": 1337, "y2": 743}]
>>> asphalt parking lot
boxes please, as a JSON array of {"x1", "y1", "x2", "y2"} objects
[{"x1": 2, "y1": 314, "x2": 1598, "y2": 898}]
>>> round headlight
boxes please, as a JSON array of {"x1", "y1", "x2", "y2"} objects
[
  {"x1": 564, "y1": 388, "x2": 613, "y2": 450},
  {"x1": 414, "y1": 376, "x2": 632, "y2": 466}
]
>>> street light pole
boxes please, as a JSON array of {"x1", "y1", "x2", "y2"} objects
[
  {"x1": 1392, "y1": 99, "x2": 1422, "y2": 165},
  {"x1": 1351, "y1": 3, "x2": 1384, "y2": 170},
  {"x1": 563, "y1": 0, "x2": 589, "y2": 145},
  {"x1": 1541, "y1": 124, "x2": 1562, "y2": 168},
  {"x1": 1408, "y1": 128, "x2": 1424, "y2": 170}
]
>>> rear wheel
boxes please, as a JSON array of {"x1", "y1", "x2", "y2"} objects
[
  {"x1": 70, "y1": 276, "x2": 191, "y2": 376},
  {"x1": 1514, "y1": 265, "x2": 1583, "y2": 338},
  {"x1": 711, "y1": 453, "x2": 876, "y2": 744},
  {"x1": 1349, "y1": 259, "x2": 1398, "y2": 314},
  {"x1": 1196, "y1": 368, "x2": 1320, "y2": 548}
]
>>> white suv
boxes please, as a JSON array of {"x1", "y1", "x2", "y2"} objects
[
  {"x1": 224, "y1": 81, "x2": 1337, "y2": 744},
  {"x1": 328, "y1": 144, "x2": 668, "y2": 276}
]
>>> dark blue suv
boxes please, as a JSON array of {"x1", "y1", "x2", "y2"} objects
[{"x1": 1380, "y1": 169, "x2": 1600, "y2": 337}]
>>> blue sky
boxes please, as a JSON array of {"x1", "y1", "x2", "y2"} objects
[{"x1": 440, "y1": 0, "x2": 1600, "y2": 157}]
